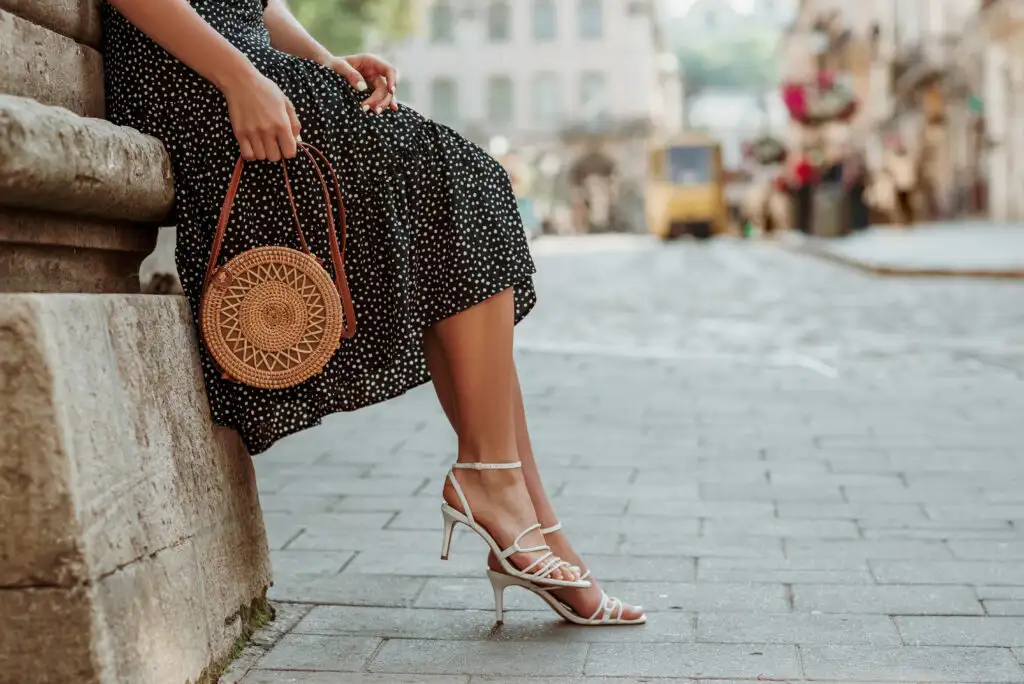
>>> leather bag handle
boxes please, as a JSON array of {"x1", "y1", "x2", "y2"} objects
[{"x1": 204, "y1": 142, "x2": 356, "y2": 340}]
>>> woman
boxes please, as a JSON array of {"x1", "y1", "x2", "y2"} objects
[{"x1": 102, "y1": 0, "x2": 643, "y2": 625}]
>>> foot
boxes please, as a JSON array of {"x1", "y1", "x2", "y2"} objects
[
  {"x1": 487, "y1": 527, "x2": 644, "y2": 621},
  {"x1": 444, "y1": 467, "x2": 580, "y2": 584}
]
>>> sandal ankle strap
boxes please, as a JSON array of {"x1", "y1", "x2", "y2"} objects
[{"x1": 452, "y1": 461, "x2": 522, "y2": 470}]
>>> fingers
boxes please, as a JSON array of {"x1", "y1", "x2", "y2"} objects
[
  {"x1": 332, "y1": 58, "x2": 367, "y2": 92},
  {"x1": 383, "y1": 64, "x2": 399, "y2": 93},
  {"x1": 286, "y1": 100, "x2": 301, "y2": 139},
  {"x1": 238, "y1": 136, "x2": 256, "y2": 161},
  {"x1": 249, "y1": 135, "x2": 267, "y2": 161},
  {"x1": 362, "y1": 77, "x2": 391, "y2": 114}
]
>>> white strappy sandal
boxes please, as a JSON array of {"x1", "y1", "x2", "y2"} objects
[
  {"x1": 440, "y1": 462, "x2": 590, "y2": 589},
  {"x1": 486, "y1": 522, "x2": 647, "y2": 626}
]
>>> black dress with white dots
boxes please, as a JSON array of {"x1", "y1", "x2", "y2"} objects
[{"x1": 101, "y1": 0, "x2": 536, "y2": 455}]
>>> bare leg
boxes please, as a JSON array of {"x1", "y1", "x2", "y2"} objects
[
  {"x1": 425, "y1": 326, "x2": 640, "y2": 618},
  {"x1": 429, "y1": 290, "x2": 576, "y2": 582}
]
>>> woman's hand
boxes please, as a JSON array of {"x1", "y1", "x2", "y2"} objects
[
  {"x1": 221, "y1": 71, "x2": 302, "y2": 161},
  {"x1": 329, "y1": 53, "x2": 400, "y2": 114}
]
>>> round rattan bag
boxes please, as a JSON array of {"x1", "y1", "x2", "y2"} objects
[{"x1": 200, "y1": 143, "x2": 356, "y2": 390}]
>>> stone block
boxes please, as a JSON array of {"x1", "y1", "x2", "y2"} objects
[
  {"x1": 0, "y1": 10, "x2": 105, "y2": 118},
  {"x1": 800, "y1": 645, "x2": 1023, "y2": 682},
  {"x1": 0, "y1": 294, "x2": 271, "y2": 683},
  {"x1": 0, "y1": 0, "x2": 100, "y2": 46},
  {"x1": 0, "y1": 208, "x2": 157, "y2": 293},
  {"x1": 0, "y1": 95, "x2": 173, "y2": 222},
  {"x1": 583, "y1": 643, "x2": 801, "y2": 679},
  {"x1": 256, "y1": 634, "x2": 381, "y2": 672},
  {"x1": 369, "y1": 640, "x2": 588, "y2": 676}
]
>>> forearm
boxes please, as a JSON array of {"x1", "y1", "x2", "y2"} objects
[
  {"x1": 106, "y1": 0, "x2": 258, "y2": 92},
  {"x1": 264, "y1": 0, "x2": 332, "y2": 64}
]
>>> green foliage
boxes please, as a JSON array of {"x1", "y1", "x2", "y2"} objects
[{"x1": 286, "y1": 0, "x2": 414, "y2": 54}]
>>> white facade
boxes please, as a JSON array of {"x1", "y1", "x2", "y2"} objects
[{"x1": 379, "y1": 0, "x2": 682, "y2": 147}]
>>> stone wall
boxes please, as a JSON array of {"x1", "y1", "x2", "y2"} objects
[{"x1": 0, "y1": 1, "x2": 272, "y2": 682}]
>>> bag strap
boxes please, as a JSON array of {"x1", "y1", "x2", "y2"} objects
[
  {"x1": 296, "y1": 142, "x2": 357, "y2": 340},
  {"x1": 204, "y1": 143, "x2": 356, "y2": 340}
]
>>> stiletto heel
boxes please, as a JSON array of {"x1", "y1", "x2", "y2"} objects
[
  {"x1": 440, "y1": 508, "x2": 457, "y2": 560},
  {"x1": 441, "y1": 462, "x2": 589, "y2": 589},
  {"x1": 485, "y1": 521, "x2": 647, "y2": 626},
  {"x1": 490, "y1": 571, "x2": 507, "y2": 624}
]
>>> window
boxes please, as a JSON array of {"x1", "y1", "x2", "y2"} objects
[
  {"x1": 487, "y1": 75, "x2": 515, "y2": 125},
  {"x1": 488, "y1": 1, "x2": 512, "y2": 42},
  {"x1": 532, "y1": 72, "x2": 561, "y2": 127},
  {"x1": 533, "y1": 0, "x2": 556, "y2": 41},
  {"x1": 667, "y1": 146, "x2": 712, "y2": 185},
  {"x1": 579, "y1": 71, "x2": 607, "y2": 120},
  {"x1": 578, "y1": 0, "x2": 603, "y2": 40},
  {"x1": 430, "y1": 77, "x2": 458, "y2": 125},
  {"x1": 430, "y1": 1, "x2": 455, "y2": 43}
]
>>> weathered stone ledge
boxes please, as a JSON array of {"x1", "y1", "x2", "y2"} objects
[
  {"x1": 0, "y1": 0, "x2": 100, "y2": 47},
  {"x1": 0, "y1": 9, "x2": 105, "y2": 118},
  {"x1": 0, "y1": 294, "x2": 271, "y2": 683},
  {"x1": 0, "y1": 94, "x2": 174, "y2": 223}
]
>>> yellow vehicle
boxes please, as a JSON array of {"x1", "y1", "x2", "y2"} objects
[{"x1": 646, "y1": 134, "x2": 728, "y2": 240}]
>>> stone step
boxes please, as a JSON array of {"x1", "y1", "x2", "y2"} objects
[
  {"x1": 0, "y1": 94, "x2": 174, "y2": 223},
  {"x1": 0, "y1": 292, "x2": 270, "y2": 683},
  {"x1": 1, "y1": 9, "x2": 105, "y2": 118},
  {"x1": 0, "y1": 208, "x2": 158, "y2": 293},
  {"x1": 0, "y1": 0, "x2": 100, "y2": 47}
]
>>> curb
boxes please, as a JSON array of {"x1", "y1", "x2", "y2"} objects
[{"x1": 780, "y1": 237, "x2": 1024, "y2": 280}]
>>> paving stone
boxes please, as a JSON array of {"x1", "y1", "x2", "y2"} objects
[
  {"x1": 786, "y1": 539, "x2": 954, "y2": 561},
  {"x1": 279, "y1": 476, "x2": 428, "y2": 496},
  {"x1": 286, "y1": 527, "x2": 465, "y2": 553},
  {"x1": 255, "y1": 634, "x2": 380, "y2": 671},
  {"x1": 331, "y1": 495, "x2": 441, "y2": 514},
  {"x1": 293, "y1": 605, "x2": 694, "y2": 643},
  {"x1": 948, "y1": 541, "x2": 1024, "y2": 561},
  {"x1": 257, "y1": 493, "x2": 343, "y2": 514},
  {"x1": 559, "y1": 483, "x2": 700, "y2": 500},
  {"x1": 978, "y1": 587, "x2": 1024, "y2": 600},
  {"x1": 270, "y1": 550, "x2": 355, "y2": 580},
  {"x1": 871, "y1": 560, "x2": 1024, "y2": 586},
  {"x1": 620, "y1": 534, "x2": 785, "y2": 559},
  {"x1": 697, "y1": 611, "x2": 901, "y2": 645},
  {"x1": 626, "y1": 499, "x2": 775, "y2": 518},
  {"x1": 776, "y1": 502, "x2": 927, "y2": 523},
  {"x1": 583, "y1": 642, "x2": 801, "y2": 679},
  {"x1": 985, "y1": 601, "x2": 1024, "y2": 616},
  {"x1": 896, "y1": 616, "x2": 1024, "y2": 646},
  {"x1": 269, "y1": 573, "x2": 426, "y2": 607},
  {"x1": 800, "y1": 644, "x2": 1024, "y2": 682},
  {"x1": 700, "y1": 483, "x2": 844, "y2": 502},
  {"x1": 703, "y1": 518, "x2": 860, "y2": 538},
  {"x1": 793, "y1": 584, "x2": 984, "y2": 615},
  {"x1": 927, "y1": 504, "x2": 1024, "y2": 521},
  {"x1": 698, "y1": 557, "x2": 873, "y2": 584},
  {"x1": 368, "y1": 640, "x2": 588, "y2": 675},
  {"x1": 244, "y1": 674, "x2": 468, "y2": 683}
]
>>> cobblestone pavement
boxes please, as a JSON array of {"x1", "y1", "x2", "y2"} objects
[{"x1": 225, "y1": 235, "x2": 1024, "y2": 683}]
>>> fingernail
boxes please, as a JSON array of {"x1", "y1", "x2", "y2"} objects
[
  {"x1": 375, "y1": 106, "x2": 383, "y2": 114},
  {"x1": 357, "y1": 81, "x2": 368, "y2": 91},
  {"x1": 361, "y1": 104, "x2": 370, "y2": 113}
]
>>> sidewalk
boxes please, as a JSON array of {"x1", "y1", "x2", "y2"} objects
[
  {"x1": 220, "y1": 237, "x2": 1024, "y2": 683},
  {"x1": 783, "y1": 223, "x2": 1024, "y2": 278}
]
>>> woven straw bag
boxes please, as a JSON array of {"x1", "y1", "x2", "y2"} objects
[{"x1": 200, "y1": 142, "x2": 356, "y2": 389}]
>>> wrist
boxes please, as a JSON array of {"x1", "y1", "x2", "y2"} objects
[{"x1": 209, "y1": 53, "x2": 261, "y2": 94}]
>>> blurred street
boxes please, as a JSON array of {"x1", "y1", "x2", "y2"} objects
[{"x1": 228, "y1": 235, "x2": 1024, "y2": 683}]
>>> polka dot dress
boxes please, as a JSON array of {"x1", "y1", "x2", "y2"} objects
[{"x1": 101, "y1": 0, "x2": 536, "y2": 455}]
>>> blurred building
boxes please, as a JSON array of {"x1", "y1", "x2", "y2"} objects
[
  {"x1": 780, "y1": 0, "x2": 1024, "y2": 223},
  {"x1": 377, "y1": 0, "x2": 684, "y2": 233}
]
